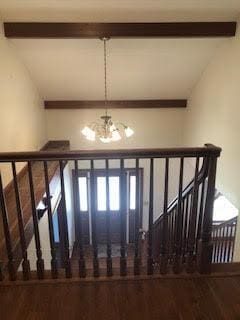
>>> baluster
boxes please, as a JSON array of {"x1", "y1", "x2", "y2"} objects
[
  {"x1": 147, "y1": 158, "x2": 154, "y2": 275},
  {"x1": 215, "y1": 227, "x2": 221, "y2": 263},
  {"x1": 43, "y1": 161, "x2": 58, "y2": 279},
  {"x1": 0, "y1": 263, "x2": 3, "y2": 281},
  {"x1": 28, "y1": 161, "x2": 44, "y2": 279},
  {"x1": 74, "y1": 160, "x2": 86, "y2": 278},
  {"x1": 222, "y1": 225, "x2": 228, "y2": 263},
  {"x1": 12, "y1": 162, "x2": 31, "y2": 280},
  {"x1": 134, "y1": 158, "x2": 140, "y2": 275},
  {"x1": 90, "y1": 160, "x2": 99, "y2": 277},
  {"x1": 59, "y1": 160, "x2": 72, "y2": 278},
  {"x1": 197, "y1": 179, "x2": 206, "y2": 243},
  {"x1": 120, "y1": 158, "x2": 127, "y2": 276},
  {"x1": 212, "y1": 228, "x2": 217, "y2": 263},
  {"x1": 187, "y1": 157, "x2": 200, "y2": 273},
  {"x1": 182, "y1": 195, "x2": 189, "y2": 263},
  {"x1": 226, "y1": 224, "x2": 232, "y2": 262},
  {"x1": 160, "y1": 158, "x2": 169, "y2": 274},
  {"x1": 198, "y1": 153, "x2": 218, "y2": 274},
  {"x1": 173, "y1": 158, "x2": 184, "y2": 273},
  {"x1": 0, "y1": 170, "x2": 16, "y2": 281},
  {"x1": 231, "y1": 222, "x2": 235, "y2": 261},
  {"x1": 105, "y1": 159, "x2": 112, "y2": 276}
]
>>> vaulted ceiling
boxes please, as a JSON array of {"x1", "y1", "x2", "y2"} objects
[{"x1": 1, "y1": 1, "x2": 239, "y2": 105}]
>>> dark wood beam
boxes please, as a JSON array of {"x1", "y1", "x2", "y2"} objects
[
  {"x1": 44, "y1": 100, "x2": 187, "y2": 109},
  {"x1": 4, "y1": 22, "x2": 236, "y2": 38}
]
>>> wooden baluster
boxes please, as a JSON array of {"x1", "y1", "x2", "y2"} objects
[
  {"x1": 74, "y1": 160, "x2": 86, "y2": 278},
  {"x1": 212, "y1": 228, "x2": 217, "y2": 263},
  {"x1": 216, "y1": 227, "x2": 221, "y2": 263},
  {"x1": 134, "y1": 158, "x2": 140, "y2": 275},
  {"x1": 198, "y1": 154, "x2": 218, "y2": 274},
  {"x1": 43, "y1": 161, "x2": 58, "y2": 279},
  {"x1": 120, "y1": 158, "x2": 127, "y2": 276},
  {"x1": 12, "y1": 162, "x2": 31, "y2": 280},
  {"x1": 147, "y1": 158, "x2": 154, "y2": 275},
  {"x1": 197, "y1": 179, "x2": 206, "y2": 242},
  {"x1": 182, "y1": 195, "x2": 190, "y2": 264},
  {"x1": 173, "y1": 158, "x2": 184, "y2": 273},
  {"x1": 27, "y1": 161, "x2": 44, "y2": 279},
  {"x1": 228, "y1": 225, "x2": 232, "y2": 262},
  {"x1": 231, "y1": 222, "x2": 235, "y2": 261},
  {"x1": 90, "y1": 160, "x2": 99, "y2": 277},
  {"x1": 0, "y1": 170, "x2": 16, "y2": 281},
  {"x1": 222, "y1": 225, "x2": 228, "y2": 263},
  {"x1": 187, "y1": 157, "x2": 200, "y2": 273},
  {"x1": 59, "y1": 160, "x2": 72, "y2": 278},
  {"x1": 105, "y1": 159, "x2": 112, "y2": 276},
  {"x1": 227, "y1": 224, "x2": 232, "y2": 262},
  {"x1": 160, "y1": 158, "x2": 169, "y2": 274},
  {"x1": 0, "y1": 262, "x2": 3, "y2": 281}
]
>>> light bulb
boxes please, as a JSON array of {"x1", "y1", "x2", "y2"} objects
[
  {"x1": 125, "y1": 126, "x2": 134, "y2": 137},
  {"x1": 112, "y1": 130, "x2": 121, "y2": 141},
  {"x1": 100, "y1": 136, "x2": 111, "y2": 143}
]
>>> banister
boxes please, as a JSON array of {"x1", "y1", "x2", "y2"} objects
[
  {"x1": 212, "y1": 216, "x2": 238, "y2": 230},
  {"x1": 0, "y1": 145, "x2": 221, "y2": 162}
]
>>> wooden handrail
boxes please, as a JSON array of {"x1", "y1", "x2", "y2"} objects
[
  {"x1": 212, "y1": 216, "x2": 237, "y2": 230},
  {"x1": 0, "y1": 145, "x2": 221, "y2": 162}
]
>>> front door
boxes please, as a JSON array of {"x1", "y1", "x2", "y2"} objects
[{"x1": 73, "y1": 168, "x2": 143, "y2": 245}]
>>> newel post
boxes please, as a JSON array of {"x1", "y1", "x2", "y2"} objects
[{"x1": 197, "y1": 145, "x2": 221, "y2": 274}]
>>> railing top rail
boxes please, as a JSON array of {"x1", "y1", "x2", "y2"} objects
[
  {"x1": 0, "y1": 145, "x2": 221, "y2": 162},
  {"x1": 212, "y1": 216, "x2": 238, "y2": 229}
]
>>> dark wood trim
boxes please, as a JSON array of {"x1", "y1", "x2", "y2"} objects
[
  {"x1": 44, "y1": 100, "x2": 187, "y2": 109},
  {"x1": 3, "y1": 140, "x2": 70, "y2": 195},
  {"x1": 0, "y1": 145, "x2": 222, "y2": 162},
  {"x1": 4, "y1": 22, "x2": 236, "y2": 38}
]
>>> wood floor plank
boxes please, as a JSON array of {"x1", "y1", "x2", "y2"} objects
[{"x1": 1, "y1": 276, "x2": 240, "y2": 320}]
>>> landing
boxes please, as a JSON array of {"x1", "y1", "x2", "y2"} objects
[{"x1": 1, "y1": 275, "x2": 240, "y2": 319}]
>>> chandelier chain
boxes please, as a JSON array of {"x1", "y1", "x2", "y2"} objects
[{"x1": 103, "y1": 38, "x2": 108, "y2": 116}]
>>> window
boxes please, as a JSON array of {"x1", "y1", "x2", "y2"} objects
[
  {"x1": 129, "y1": 175, "x2": 136, "y2": 210},
  {"x1": 97, "y1": 176, "x2": 120, "y2": 211},
  {"x1": 213, "y1": 194, "x2": 238, "y2": 221},
  {"x1": 78, "y1": 177, "x2": 88, "y2": 211}
]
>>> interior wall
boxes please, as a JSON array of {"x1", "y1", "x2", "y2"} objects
[
  {"x1": 46, "y1": 108, "x2": 184, "y2": 149},
  {"x1": 182, "y1": 22, "x2": 240, "y2": 261},
  {"x1": 183, "y1": 23, "x2": 240, "y2": 210},
  {"x1": 0, "y1": 21, "x2": 46, "y2": 186}
]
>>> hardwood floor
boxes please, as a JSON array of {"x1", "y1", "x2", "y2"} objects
[{"x1": 1, "y1": 276, "x2": 240, "y2": 319}]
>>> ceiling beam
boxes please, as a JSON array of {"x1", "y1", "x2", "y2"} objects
[
  {"x1": 44, "y1": 100, "x2": 187, "y2": 109},
  {"x1": 4, "y1": 22, "x2": 236, "y2": 38}
]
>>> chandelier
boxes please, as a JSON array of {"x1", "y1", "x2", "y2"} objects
[{"x1": 81, "y1": 37, "x2": 134, "y2": 143}]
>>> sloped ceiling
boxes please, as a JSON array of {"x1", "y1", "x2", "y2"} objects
[{"x1": 0, "y1": 0, "x2": 239, "y2": 102}]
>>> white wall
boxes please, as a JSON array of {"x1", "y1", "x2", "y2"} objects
[
  {"x1": 46, "y1": 107, "x2": 192, "y2": 232},
  {"x1": 0, "y1": 21, "x2": 46, "y2": 186},
  {"x1": 46, "y1": 108, "x2": 184, "y2": 150},
  {"x1": 183, "y1": 22, "x2": 240, "y2": 260}
]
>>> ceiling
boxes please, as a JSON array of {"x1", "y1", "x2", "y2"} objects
[
  {"x1": 0, "y1": 0, "x2": 240, "y2": 22},
  {"x1": 9, "y1": 38, "x2": 227, "y2": 100},
  {"x1": 1, "y1": 1, "x2": 238, "y2": 102}
]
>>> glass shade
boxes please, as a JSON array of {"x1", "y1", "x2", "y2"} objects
[
  {"x1": 81, "y1": 126, "x2": 95, "y2": 141},
  {"x1": 111, "y1": 130, "x2": 121, "y2": 141},
  {"x1": 124, "y1": 126, "x2": 134, "y2": 137}
]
